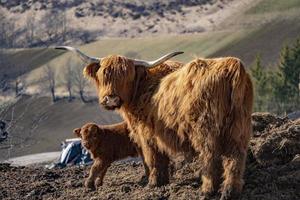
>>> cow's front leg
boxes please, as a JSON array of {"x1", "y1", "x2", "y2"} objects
[
  {"x1": 137, "y1": 148, "x2": 150, "y2": 184},
  {"x1": 143, "y1": 145, "x2": 170, "y2": 187}
]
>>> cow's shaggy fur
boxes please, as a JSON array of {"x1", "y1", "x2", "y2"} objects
[
  {"x1": 84, "y1": 57, "x2": 253, "y2": 200},
  {"x1": 74, "y1": 122, "x2": 148, "y2": 190}
]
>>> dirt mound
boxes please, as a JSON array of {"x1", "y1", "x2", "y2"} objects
[
  {"x1": 1, "y1": 113, "x2": 299, "y2": 200},
  {"x1": 251, "y1": 112, "x2": 288, "y2": 134},
  {"x1": 250, "y1": 113, "x2": 300, "y2": 166}
]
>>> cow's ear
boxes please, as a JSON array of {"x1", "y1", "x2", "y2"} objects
[
  {"x1": 73, "y1": 128, "x2": 81, "y2": 138},
  {"x1": 83, "y1": 63, "x2": 100, "y2": 79}
]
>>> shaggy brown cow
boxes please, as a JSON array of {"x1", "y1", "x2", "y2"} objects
[
  {"x1": 57, "y1": 46, "x2": 253, "y2": 200},
  {"x1": 73, "y1": 122, "x2": 148, "y2": 190}
]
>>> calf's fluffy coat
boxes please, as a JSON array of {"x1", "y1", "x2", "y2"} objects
[{"x1": 74, "y1": 122, "x2": 148, "y2": 190}]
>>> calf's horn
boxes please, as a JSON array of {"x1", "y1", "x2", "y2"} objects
[
  {"x1": 54, "y1": 46, "x2": 100, "y2": 64},
  {"x1": 133, "y1": 51, "x2": 184, "y2": 68}
]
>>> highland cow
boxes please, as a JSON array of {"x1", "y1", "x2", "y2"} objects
[
  {"x1": 57, "y1": 46, "x2": 253, "y2": 200},
  {"x1": 74, "y1": 122, "x2": 148, "y2": 190}
]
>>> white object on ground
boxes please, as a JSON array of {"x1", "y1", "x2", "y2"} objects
[{"x1": 5, "y1": 151, "x2": 61, "y2": 166}]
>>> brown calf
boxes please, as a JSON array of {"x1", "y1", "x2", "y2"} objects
[{"x1": 74, "y1": 121, "x2": 148, "y2": 190}]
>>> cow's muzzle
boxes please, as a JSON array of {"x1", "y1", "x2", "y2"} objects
[{"x1": 100, "y1": 95, "x2": 122, "y2": 110}]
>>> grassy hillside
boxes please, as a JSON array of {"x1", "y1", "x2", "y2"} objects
[
  {"x1": 0, "y1": 48, "x2": 63, "y2": 80},
  {"x1": 0, "y1": 95, "x2": 121, "y2": 160},
  {"x1": 247, "y1": 0, "x2": 300, "y2": 14},
  {"x1": 53, "y1": 30, "x2": 246, "y2": 63},
  {"x1": 212, "y1": 18, "x2": 300, "y2": 67}
]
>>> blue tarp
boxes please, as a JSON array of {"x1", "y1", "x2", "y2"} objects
[
  {"x1": 46, "y1": 138, "x2": 93, "y2": 169},
  {"x1": 0, "y1": 120, "x2": 8, "y2": 143}
]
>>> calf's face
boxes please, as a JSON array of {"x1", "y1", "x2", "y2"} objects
[{"x1": 73, "y1": 123, "x2": 100, "y2": 150}]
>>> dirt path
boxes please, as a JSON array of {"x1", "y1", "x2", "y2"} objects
[{"x1": 4, "y1": 152, "x2": 60, "y2": 166}]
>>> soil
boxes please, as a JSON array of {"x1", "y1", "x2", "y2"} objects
[{"x1": 0, "y1": 113, "x2": 299, "y2": 200}]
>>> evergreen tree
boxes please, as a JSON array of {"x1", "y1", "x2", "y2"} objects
[
  {"x1": 273, "y1": 39, "x2": 300, "y2": 114},
  {"x1": 250, "y1": 54, "x2": 270, "y2": 111}
]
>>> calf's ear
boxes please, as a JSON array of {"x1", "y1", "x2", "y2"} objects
[
  {"x1": 90, "y1": 125, "x2": 100, "y2": 134},
  {"x1": 83, "y1": 63, "x2": 100, "y2": 79},
  {"x1": 73, "y1": 128, "x2": 81, "y2": 137}
]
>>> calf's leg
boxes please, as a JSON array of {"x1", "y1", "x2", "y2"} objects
[{"x1": 85, "y1": 159, "x2": 110, "y2": 190}]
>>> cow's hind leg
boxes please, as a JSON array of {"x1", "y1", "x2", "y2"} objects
[
  {"x1": 200, "y1": 150, "x2": 223, "y2": 200},
  {"x1": 220, "y1": 106, "x2": 251, "y2": 200},
  {"x1": 192, "y1": 127, "x2": 223, "y2": 200},
  {"x1": 220, "y1": 148, "x2": 246, "y2": 200},
  {"x1": 156, "y1": 151, "x2": 170, "y2": 185}
]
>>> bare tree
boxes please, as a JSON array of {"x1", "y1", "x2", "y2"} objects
[
  {"x1": 0, "y1": 50, "x2": 25, "y2": 96},
  {"x1": 0, "y1": 50, "x2": 10, "y2": 92},
  {"x1": 25, "y1": 12, "x2": 36, "y2": 46},
  {"x1": 39, "y1": 10, "x2": 69, "y2": 45},
  {"x1": 0, "y1": 13, "x2": 17, "y2": 48},
  {"x1": 0, "y1": 97, "x2": 48, "y2": 160},
  {"x1": 15, "y1": 78, "x2": 21, "y2": 97},
  {"x1": 43, "y1": 65, "x2": 56, "y2": 102},
  {"x1": 14, "y1": 74, "x2": 25, "y2": 97},
  {"x1": 72, "y1": 65, "x2": 88, "y2": 103},
  {"x1": 64, "y1": 59, "x2": 74, "y2": 101},
  {"x1": 61, "y1": 10, "x2": 68, "y2": 43}
]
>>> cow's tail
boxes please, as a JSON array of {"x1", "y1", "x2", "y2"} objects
[{"x1": 228, "y1": 58, "x2": 254, "y2": 150}]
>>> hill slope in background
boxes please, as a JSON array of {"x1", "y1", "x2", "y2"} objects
[
  {"x1": 0, "y1": 0, "x2": 253, "y2": 47},
  {"x1": 0, "y1": 95, "x2": 121, "y2": 160},
  {"x1": 1, "y1": 0, "x2": 300, "y2": 84}
]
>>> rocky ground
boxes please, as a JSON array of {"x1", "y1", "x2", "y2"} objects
[{"x1": 0, "y1": 113, "x2": 299, "y2": 200}]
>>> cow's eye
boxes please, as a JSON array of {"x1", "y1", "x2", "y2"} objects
[{"x1": 199, "y1": 61, "x2": 206, "y2": 68}]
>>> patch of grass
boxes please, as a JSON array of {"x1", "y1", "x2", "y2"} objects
[
  {"x1": 1, "y1": 48, "x2": 63, "y2": 79},
  {"x1": 58, "y1": 30, "x2": 245, "y2": 64},
  {"x1": 247, "y1": 0, "x2": 300, "y2": 14},
  {"x1": 212, "y1": 18, "x2": 300, "y2": 68}
]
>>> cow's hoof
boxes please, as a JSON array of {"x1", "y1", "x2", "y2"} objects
[
  {"x1": 220, "y1": 187, "x2": 240, "y2": 200},
  {"x1": 199, "y1": 190, "x2": 216, "y2": 200},
  {"x1": 147, "y1": 179, "x2": 167, "y2": 188},
  {"x1": 85, "y1": 180, "x2": 96, "y2": 191},
  {"x1": 138, "y1": 175, "x2": 148, "y2": 186},
  {"x1": 95, "y1": 179, "x2": 103, "y2": 188},
  {"x1": 147, "y1": 180, "x2": 158, "y2": 188}
]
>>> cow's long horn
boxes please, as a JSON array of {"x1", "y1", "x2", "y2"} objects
[
  {"x1": 133, "y1": 51, "x2": 184, "y2": 68},
  {"x1": 54, "y1": 46, "x2": 100, "y2": 64}
]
